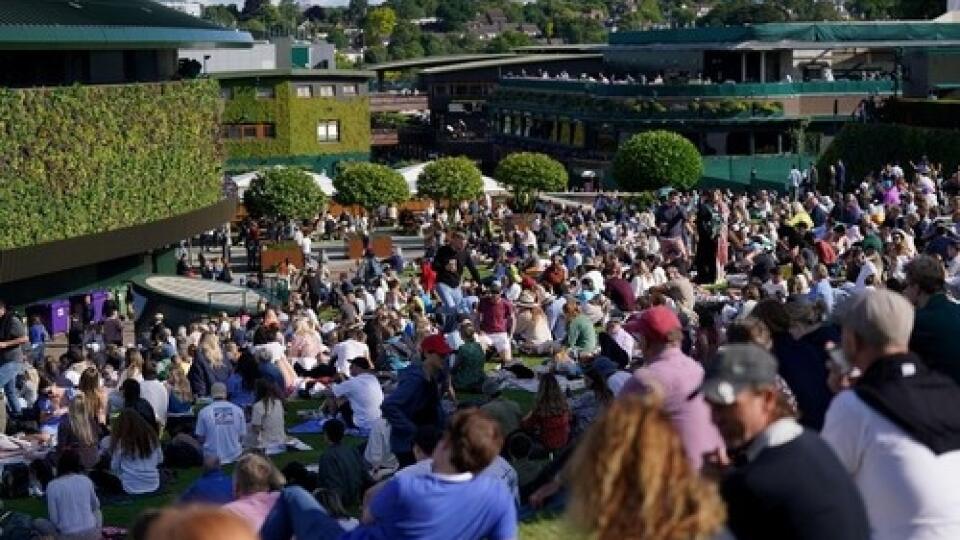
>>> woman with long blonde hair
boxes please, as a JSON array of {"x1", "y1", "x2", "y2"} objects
[
  {"x1": 567, "y1": 394, "x2": 727, "y2": 540},
  {"x1": 166, "y1": 360, "x2": 194, "y2": 414},
  {"x1": 78, "y1": 366, "x2": 108, "y2": 426},
  {"x1": 188, "y1": 332, "x2": 233, "y2": 397},
  {"x1": 56, "y1": 394, "x2": 102, "y2": 470},
  {"x1": 119, "y1": 349, "x2": 144, "y2": 384}
]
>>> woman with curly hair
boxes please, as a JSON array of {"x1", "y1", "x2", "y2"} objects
[{"x1": 566, "y1": 394, "x2": 727, "y2": 540}]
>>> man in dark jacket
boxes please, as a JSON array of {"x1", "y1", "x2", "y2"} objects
[
  {"x1": 704, "y1": 344, "x2": 870, "y2": 540},
  {"x1": 432, "y1": 230, "x2": 481, "y2": 332},
  {"x1": 904, "y1": 254, "x2": 960, "y2": 385}
]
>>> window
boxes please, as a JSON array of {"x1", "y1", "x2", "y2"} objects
[
  {"x1": 319, "y1": 85, "x2": 335, "y2": 97},
  {"x1": 317, "y1": 120, "x2": 340, "y2": 142},
  {"x1": 295, "y1": 85, "x2": 313, "y2": 98},
  {"x1": 255, "y1": 86, "x2": 275, "y2": 99},
  {"x1": 341, "y1": 84, "x2": 357, "y2": 96},
  {"x1": 219, "y1": 87, "x2": 233, "y2": 100},
  {"x1": 221, "y1": 123, "x2": 276, "y2": 140},
  {"x1": 433, "y1": 85, "x2": 447, "y2": 96}
]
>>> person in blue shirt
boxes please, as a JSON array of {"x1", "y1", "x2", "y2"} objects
[
  {"x1": 260, "y1": 408, "x2": 517, "y2": 540},
  {"x1": 381, "y1": 334, "x2": 452, "y2": 468},
  {"x1": 28, "y1": 316, "x2": 49, "y2": 365},
  {"x1": 180, "y1": 454, "x2": 234, "y2": 504}
]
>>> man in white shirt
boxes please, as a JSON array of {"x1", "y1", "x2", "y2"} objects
[
  {"x1": 195, "y1": 383, "x2": 246, "y2": 465},
  {"x1": 326, "y1": 358, "x2": 384, "y2": 432},
  {"x1": 330, "y1": 328, "x2": 370, "y2": 377},
  {"x1": 822, "y1": 290, "x2": 960, "y2": 540},
  {"x1": 138, "y1": 361, "x2": 169, "y2": 429}
]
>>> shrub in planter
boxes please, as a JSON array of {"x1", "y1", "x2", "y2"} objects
[
  {"x1": 495, "y1": 152, "x2": 568, "y2": 208},
  {"x1": 612, "y1": 130, "x2": 703, "y2": 191},
  {"x1": 416, "y1": 156, "x2": 484, "y2": 206},
  {"x1": 244, "y1": 167, "x2": 327, "y2": 220},
  {"x1": 334, "y1": 162, "x2": 410, "y2": 215}
]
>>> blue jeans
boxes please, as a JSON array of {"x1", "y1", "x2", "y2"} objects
[
  {"x1": 435, "y1": 282, "x2": 464, "y2": 333},
  {"x1": 0, "y1": 361, "x2": 24, "y2": 415},
  {"x1": 260, "y1": 487, "x2": 346, "y2": 540}
]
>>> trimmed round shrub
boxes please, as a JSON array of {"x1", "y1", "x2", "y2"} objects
[
  {"x1": 416, "y1": 157, "x2": 484, "y2": 203},
  {"x1": 333, "y1": 162, "x2": 410, "y2": 214},
  {"x1": 494, "y1": 152, "x2": 568, "y2": 197},
  {"x1": 612, "y1": 130, "x2": 703, "y2": 191},
  {"x1": 244, "y1": 167, "x2": 327, "y2": 220}
]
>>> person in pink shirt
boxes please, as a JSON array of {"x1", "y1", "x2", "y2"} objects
[
  {"x1": 619, "y1": 306, "x2": 724, "y2": 470},
  {"x1": 223, "y1": 453, "x2": 286, "y2": 532}
]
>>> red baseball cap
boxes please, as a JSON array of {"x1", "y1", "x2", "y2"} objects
[
  {"x1": 521, "y1": 276, "x2": 536, "y2": 289},
  {"x1": 421, "y1": 334, "x2": 454, "y2": 356},
  {"x1": 623, "y1": 306, "x2": 681, "y2": 343}
]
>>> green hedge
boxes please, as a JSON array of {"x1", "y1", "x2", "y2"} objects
[
  {"x1": 221, "y1": 81, "x2": 371, "y2": 164},
  {"x1": 818, "y1": 123, "x2": 960, "y2": 185},
  {"x1": 0, "y1": 80, "x2": 223, "y2": 249}
]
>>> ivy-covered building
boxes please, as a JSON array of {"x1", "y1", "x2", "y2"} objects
[
  {"x1": 0, "y1": 0, "x2": 251, "y2": 312},
  {"x1": 485, "y1": 22, "x2": 960, "y2": 190},
  {"x1": 214, "y1": 69, "x2": 376, "y2": 175}
]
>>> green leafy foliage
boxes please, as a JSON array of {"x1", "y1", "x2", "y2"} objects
[
  {"x1": 334, "y1": 162, "x2": 410, "y2": 212},
  {"x1": 221, "y1": 80, "x2": 371, "y2": 165},
  {"x1": 244, "y1": 167, "x2": 327, "y2": 220},
  {"x1": 819, "y1": 123, "x2": 960, "y2": 189},
  {"x1": 0, "y1": 80, "x2": 223, "y2": 249},
  {"x1": 612, "y1": 130, "x2": 703, "y2": 191},
  {"x1": 417, "y1": 157, "x2": 484, "y2": 203},
  {"x1": 494, "y1": 152, "x2": 568, "y2": 198}
]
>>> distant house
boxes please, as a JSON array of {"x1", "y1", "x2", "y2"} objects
[{"x1": 465, "y1": 10, "x2": 541, "y2": 40}]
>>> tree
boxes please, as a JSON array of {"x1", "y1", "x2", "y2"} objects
[
  {"x1": 388, "y1": 21, "x2": 425, "y2": 59},
  {"x1": 334, "y1": 163, "x2": 410, "y2": 215},
  {"x1": 846, "y1": 0, "x2": 896, "y2": 19},
  {"x1": 619, "y1": 0, "x2": 662, "y2": 30},
  {"x1": 495, "y1": 152, "x2": 568, "y2": 208},
  {"x1": 364, "y1": 45, "x2": 389, "y2": 64},
  {"x1": 277, "y1": 0, "x2": 302, "y2": 32},
  {"x1": 240, "y1": 18, "x2": 267, "y2": 37},
  {"x1": 242, "y1": 0, "x2": 268, "y2": 17},
  {"x1": 612, "y1": 131, "x2": 703, "y2": 192},
  {"x1": 699, "y1": 0, "x2": 790, "y2": 26},
  {"x1": 364, "y1": 6, "x2": 397, "y2": 45},
  {"x1": 436, "y1": 0, "x2": 475, "y2": 31},
  {"x1": 244, "y1": 167, "x2": 327, "y2": 220},
  {"x1": 203, "y1": 5, "x2": 238, "y2": 27},
  {"x1": 485, "y1": 30, "x2": 533, "y2": 53},
  {"x1": 348, "y1": 0, "x2": 368, "y2": 24},
  {"x1": 304, "y1": 5, "x2": 326, "y2": 21},
  {"x1": 416, "y1": 157, "x2": 484, "y2": 208},
  {"x1": 177, "y1": 58, "x2": 202, "y2": 79},
  {"x1": 422, "y1": 33, "x2": 450, "y2": 56},
  {"x1": 336, "y1": 52, "x2": 358, "y2": 69},
  {"x1": 389, "y1": 0, "x2": 426, "y2": 20},
  {"x1": 895, "y1": 0, "x2": 943, "y2": 19},
  {"x1": 326, "y1": 27, "x2": 349, "y2": 49}
]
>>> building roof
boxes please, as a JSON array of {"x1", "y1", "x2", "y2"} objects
[
  {"x1": 0, "y1": 0, "x2": 252, "y2": 49},
  {"x1": 514, "y1": 43, "x2": 606, "y2": 54},
  {"x1": 419, "y1": 53, "x2": 603, "y2": 75},
  {"x1": 610, "y1": 22, "x2": 960, "y2": 50},
  {"x1": 212, "y1": 68, "x2": 375, "y2": 81},
  {"x1": 368, "y1": 53, "x2": 517, "y2": 73}
]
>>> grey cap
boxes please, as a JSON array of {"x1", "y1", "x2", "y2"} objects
[{"x1": 701, "y1": 344, "x2": 779, "y2": 406}]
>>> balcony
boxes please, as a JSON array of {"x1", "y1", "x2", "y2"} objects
[
  {"x1": 369, "y1": 93, "x2": 429, "y2": 113},
  {"x1": 371, "y1": 128, "x2": 400, "y2": 145},
  {"x1": 498, "y1": 78, "x2": 895, "y2": 98}
]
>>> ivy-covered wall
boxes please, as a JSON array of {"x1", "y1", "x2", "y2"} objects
[
  {"x1": 220, "y1": 79, "x2": 371, "y2": 172},
  {"x1": 0, "y1": 80, "x2": 223, "y2": 249}
]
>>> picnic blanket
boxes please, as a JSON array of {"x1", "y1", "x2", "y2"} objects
[{"x1": 288, "y1": 418, "x2": 368, "y2": 438}]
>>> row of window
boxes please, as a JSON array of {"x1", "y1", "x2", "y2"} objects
[
  {"x1": 220, "y1": 84, "x2": 359, "y2": 100},
  {"x1": 221, "y1": 120, "x2": 341, "y2": 142},
  {"x1": 432, "y1": 84, "x2": 493, "y2": 97}
]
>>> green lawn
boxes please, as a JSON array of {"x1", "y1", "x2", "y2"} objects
[{"x1": 7, "y1": 356, "x2": 566, "y2": 535}]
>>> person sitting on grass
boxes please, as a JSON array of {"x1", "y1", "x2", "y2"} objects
[
  {"x1": 259, "y1": 409, "x2": 516, "y2": 540},
  {"x1": 223, "y1": 452, "x2": 287, "y2": 533},
  {"x1": 521, "y1": 374, "x2": 571, "y2": 455},
  {"x1": 34, "y1": 449, "x2": 102, "y2": 540},
  {"x1": 250, "y1": 379, "x2": 287, "y2": 455},
  {"x1": 316, "y1": 419, "x2": 371, "y2": 508},
  {"x1": 323, "y1": 357, "x2": 383, "y2": 433},
  {"x1": 180, "y1": 454, "x2": 234, "y2": 505},
  {"x1": 451, "y1": 320, "x2": 487, "y2": 393},
  {"x1": 103, "y1": 408, "x2": 163, "y2": 495}
]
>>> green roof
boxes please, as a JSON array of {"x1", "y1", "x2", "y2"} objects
[
  {"x1": 419, "y1": 54, "x2": 603, "y2": 75},
  {"x1": 610, "y1": 22, "x2": 960, "y2": 49},
  {"x1": 212, "y1": 68, "x2": 375, "y2": 81},
  {"x1": 0, "y1": 0, "x2": 252, "y2": 49},
  {"x1": 368, "y1": 54, "x2": 517, "y2": 72}
]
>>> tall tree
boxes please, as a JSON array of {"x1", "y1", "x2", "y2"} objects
[
  {"x1": 388, "y1": 21, "x2": 425, "y2": 59},
  {"x1": 327, "y1": 27, "x2": 349, "y2": 49},
  {"x1": 242, "y1": 0, "x2": 267, "y2": 18},
  {"x1": 364, "y1": 6, "x2": 398, "y2": 45},
  {"x1": 202, "y1": 5, "x2": 238, "y2": 27},
  {"x1": 436, "y1": 0, "x2": 475, "y2": 31},
  {"x1": 347, "y1": 0, "x2": 369, "y2": 25}
]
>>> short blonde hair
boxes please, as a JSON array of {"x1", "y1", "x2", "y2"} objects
[{"x1": 233, "y1": 453, "x2": 285, "y2": 497}]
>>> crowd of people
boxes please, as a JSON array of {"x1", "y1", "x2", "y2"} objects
[{"x1": 2, "y1": 153, "x2": 960, "y2": 539}]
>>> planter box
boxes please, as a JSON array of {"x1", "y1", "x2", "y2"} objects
[
  {"x1": 344, "y1": 233, "x2": 394, "y2": 260},
  {"x1": 261, "y1": 243, "x2": 304, "y2": 272}
]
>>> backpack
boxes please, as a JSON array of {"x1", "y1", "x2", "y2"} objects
[
  {"x1": 0, "y1": 463, "x2": 29, "y2": 499},
  {"x1": 0, "y1": 510, "x2": 37, "y2": 540}
]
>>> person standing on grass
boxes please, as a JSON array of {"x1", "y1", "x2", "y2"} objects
[{"x1": 0, "y1": 300, "x2": 28, "y2": 417}]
